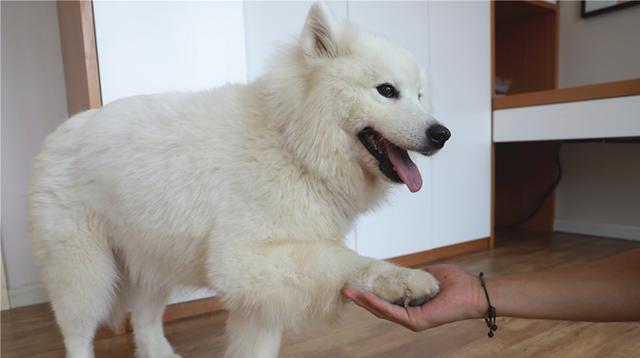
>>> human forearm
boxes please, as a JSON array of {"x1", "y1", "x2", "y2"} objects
[
  {"x1": 480, "y1": 249, "x2": 640, "y2": 322},
  {"x1": 344, "y1": 249, "x2": 640, "y2": 332}
]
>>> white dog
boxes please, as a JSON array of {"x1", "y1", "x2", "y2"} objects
[{"x1": 29, "y1": 3, "x2": 450, "y2": 358}]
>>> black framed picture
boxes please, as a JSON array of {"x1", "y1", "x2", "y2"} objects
[{"x1": 581, "y1": 0, "x2": 640, "y2": 18}]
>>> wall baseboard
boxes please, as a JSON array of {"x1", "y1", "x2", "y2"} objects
[
  {"x1": 388, "y1": 238, "x2": 490, "y2": 267},
  {"x1": 555, "y1": 219, "x2": 640, "y2": 241},
  {"x1": 8, "y1": 284, "x2": 49, "y2": 309}
]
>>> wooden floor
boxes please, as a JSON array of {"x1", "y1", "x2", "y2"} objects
[{"x1": 2, "y1": 231, "x2": 640, "y2": 357}]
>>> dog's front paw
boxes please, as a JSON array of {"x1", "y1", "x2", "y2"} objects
[{"x1": 349, "y1": 262, "x2": 439, "y2": 307}]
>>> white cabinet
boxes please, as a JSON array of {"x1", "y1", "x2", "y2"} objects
[
  {"x1": 429, "y1": 1, "x2": 492, "y2": 250},
  {"x1": 351, "y1": 1, "x2": 491, "y2": 258},
  {"x1": 348, "y1": 2, "x2": 434, "y2": 259},
  {"x1": 93, "y1": 1, "x2": 247, "y2": 104},
  {"x1": 91, "y1": 1, "x2": 491, "y2": 261}
]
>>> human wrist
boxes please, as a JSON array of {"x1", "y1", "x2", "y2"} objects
[{"x1": 470, "y1": 272, "x2": 490, "y2": 319}]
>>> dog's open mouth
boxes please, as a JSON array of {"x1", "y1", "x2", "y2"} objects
[{"x1": 357, "y1": 127, "x2": 422, "y2": 193}]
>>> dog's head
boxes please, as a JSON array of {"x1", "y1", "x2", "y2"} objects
[{"x1": 268, "y1": 3, "x2": 450, "y2": 194}]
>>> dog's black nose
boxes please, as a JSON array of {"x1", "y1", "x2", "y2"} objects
[{"x1": 427, "y1": 124, "x2": 451, "y2": 147}]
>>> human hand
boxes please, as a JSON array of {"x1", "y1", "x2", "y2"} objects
[{"x1": 342, "y1": 264, "x2": 485, "y2": 331}]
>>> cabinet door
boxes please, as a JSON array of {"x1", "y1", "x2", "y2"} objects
[
  {"x1": 351, "y1": 1, "x2": 491, "y2": 259},
  {"x1": 93, "y1": 1, "x2": 247, "y2": 104},
  {"x1": 348, "y1": 1, "x2": 434, "y2": 259},
  {"x1": 429, "y1": 1, "x2": 491, "y2": 248},
  {"x1": 243, "y1": 1, "x2": 348, "y2": 81}
]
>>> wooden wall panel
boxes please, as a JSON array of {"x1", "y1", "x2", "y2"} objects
[
  {"x1": 495, "y1": 142, "x2": 558, "y2": 232},
  {"x1": 493, "y1": 1, "x2": 559, "y2": 234},
  {"x1": 495, "y1": 1, "x2": 557, "y2": 94}
]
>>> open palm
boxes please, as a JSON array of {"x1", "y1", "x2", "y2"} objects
[{"x1": 342, "y1": 264, "x2": 484, "y2": 331}]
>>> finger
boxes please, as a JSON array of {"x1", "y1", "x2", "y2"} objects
[
  {"x1": 349, "y1": 292, "x2": 432, "y2": 331},
  {"x1": 360, "y1": 292, "x2": 413, "y2": 323},
  {"x1": 359, "y1": 293, "x2": 430, "y2": 331},
  {"x1": 346, "y1": 291, "x2": 395, "y2": 318},
  {"x1": 349, "y1": 295, "x2": 386, "y2": 318},
  {"x1": 360, "y1": 293, "x2": 402, "y2": 312}
]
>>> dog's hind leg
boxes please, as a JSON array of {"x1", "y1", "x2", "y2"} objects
[
  {"x1": 32, "y1": 211, "x2": 118, "y2": 358},
  {"x1": 224, "y1": 311, "x2": 282, "y2": 358},
  {"x1": 130, "y1": 287, "x2": 178, "y2": 358}
]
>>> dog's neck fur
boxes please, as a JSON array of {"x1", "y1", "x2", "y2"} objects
[{"x1": 251, "y1": 48, "x2": 388, "y2": 229}]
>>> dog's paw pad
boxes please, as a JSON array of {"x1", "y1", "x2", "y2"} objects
[
  {"x1": 408, "y1": 295, "x2": 429, "y2": 307},
  {"x1": 391, "y1": 294, "x2": 431, "y2": 307}
]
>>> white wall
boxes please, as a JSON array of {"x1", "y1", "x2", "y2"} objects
[
  {"x1": 243, "y1": 1, "x2": 348, "y2": 81},
  {"x1": 342, "y1": 1, "x2": 435, "y2": 258},
  {"x1": 353, "y1": 1, "x2": 491, "y2": 258},
  {"x1": 555, "y1": 143, "x2": 640, "y2": 240},
  {"x1": 558, "y1": 1, "x2": 640, "y2": 88},
  {"x1": 1, "y1": 1, "x2": 69, "y2": 307},
  {"x1": 555, "y1": 2, "x2": 640, "y2": 240},
  {"x1": 427, "y1": 1, "x2": 491, "y2": 251},
  {"x1": 93, "y1": 1, "x2": 248, "y2": 105}
]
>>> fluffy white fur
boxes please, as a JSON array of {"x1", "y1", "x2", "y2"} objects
[{"x1": 29, "y1": 3, "x2": 443, "y2": 358}]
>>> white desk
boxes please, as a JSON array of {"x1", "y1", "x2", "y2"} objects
[{"x1": 493, "y1": 79, "x2": 640, "y2": 142}]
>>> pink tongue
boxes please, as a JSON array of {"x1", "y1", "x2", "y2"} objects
[{"x1": 385, "y1": 144, "x2": 423, "y2": 193}]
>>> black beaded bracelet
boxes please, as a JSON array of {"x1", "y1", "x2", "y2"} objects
[{"x1": 479, "y1": 272, "x2": 498, "y2": 337}]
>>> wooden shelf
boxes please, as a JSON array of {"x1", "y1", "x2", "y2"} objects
[
  {"x1": 496, "y1": 0, "x2": 556, "y2": 24},
  {"x1": 525, "y1": 0, "x2": 557, "y2": 11},
  {"x1": 494, "y1": 0, "x2": 557, "y2": 95},
  {"x1": 493, "y1": 78, "x2": 640, "y2": 109}
]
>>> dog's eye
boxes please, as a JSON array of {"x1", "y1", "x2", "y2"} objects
[
  {"x1": 418, "y1": 93, "x2": 422, "y2": 100},
  {"x1": 376, "y1": 83, "x2": 399, "y2": 99}
]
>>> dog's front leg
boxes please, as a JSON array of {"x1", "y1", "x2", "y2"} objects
[
  {"x1": 225, "y1": 311, "x2": 282, "y2": 358},
  {"x1": 346, "y1": 258, "x2": 441, "y2": 307},
  {"x1": 215, "y1": 240, "x2": 439, "y2": 358}
]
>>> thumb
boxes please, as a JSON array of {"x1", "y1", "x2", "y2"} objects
[{"x1": 341, "y1": 287, "x2": 360, "y2": 300}]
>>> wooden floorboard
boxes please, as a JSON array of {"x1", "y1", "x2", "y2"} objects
[{"x1": 2, "y1": 231, "x2": 639, "y2": 357}]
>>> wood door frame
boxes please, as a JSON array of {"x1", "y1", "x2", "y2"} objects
[
  {"x1": 57, "y1": 0, "x2": 102, "y2": 115},
  {"x1": 1, "y1": 242, "x2": 10, "y2": 310}
]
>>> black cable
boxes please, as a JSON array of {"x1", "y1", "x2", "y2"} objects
[{"x1": 497, "y1": 137, "x2": 640, "y2": 229}]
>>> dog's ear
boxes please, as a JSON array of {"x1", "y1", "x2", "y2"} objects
[{"x1": 301, "y1": 2, "x2": 339, "y2": 59}]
